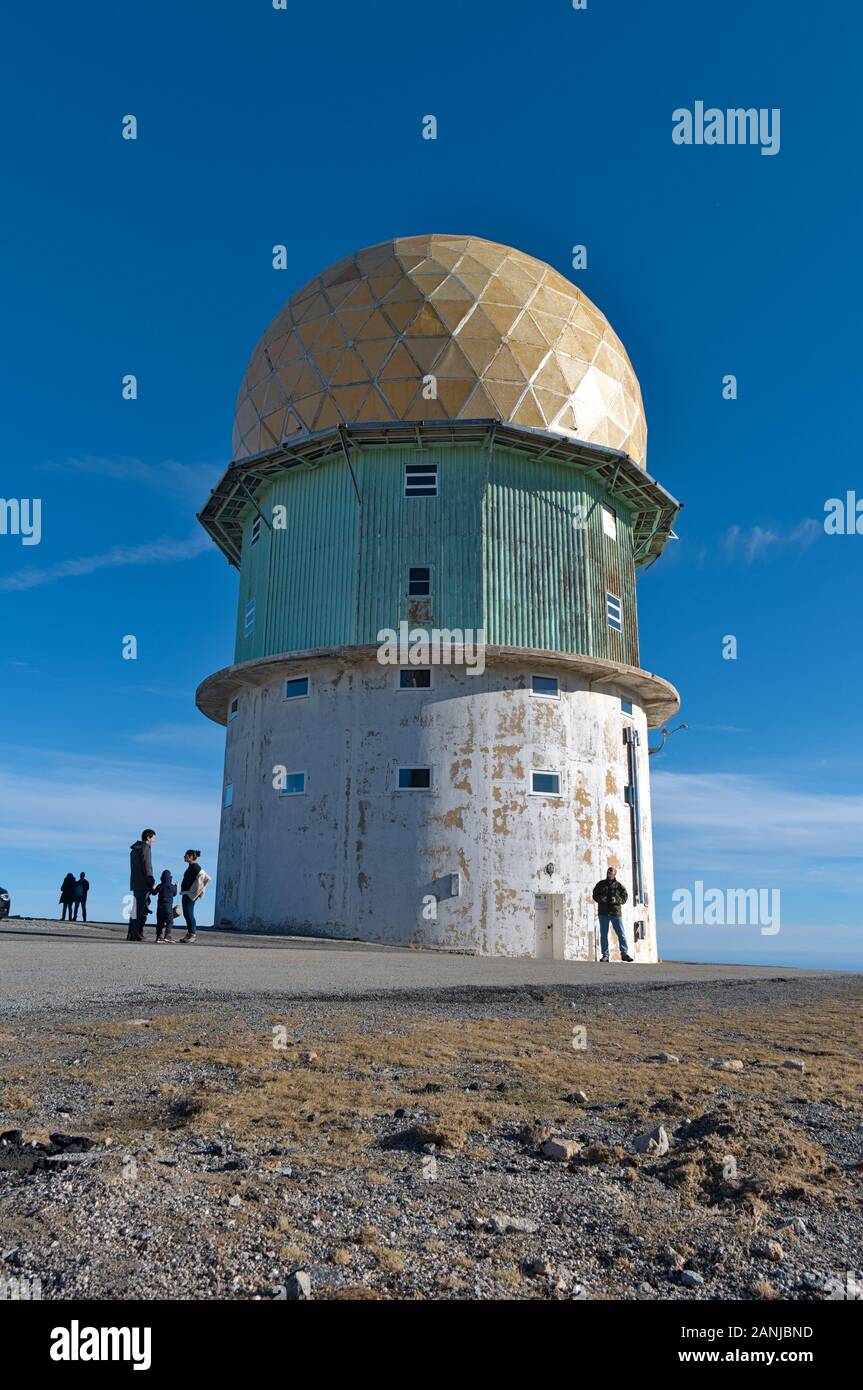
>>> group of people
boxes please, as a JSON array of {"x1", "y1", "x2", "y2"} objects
[
  {"x1": 59, "y1": 873, "x2": 89, "y2": 922},
  {"x1": 129, "y1": 829, "x2": 210, "y2": 943},
  {"x1": 58, "y1": 832, "x2": 211, "y2": 943}
]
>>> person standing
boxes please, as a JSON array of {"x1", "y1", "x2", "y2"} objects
[
  {"x1": 592, "y1": 865, "x2": 634, "y2": 962},
  {"x1": 128, "y1": 829, "x2": 157, "y2": 942},
  {"x1": 179, "y1": 850, "x2": 210, "y2": 944},
  {"x1": 59, "y1": 873, "x2": 76, "y2": 922},
  {"x1": 72, "y1": 873, "x2": 90, "y2": 923},
  {"x1": 154, "y1": 869, "x2": 177, "y2": 943}
]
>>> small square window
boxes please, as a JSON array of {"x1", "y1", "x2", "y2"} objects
[
  {"x1": 531, "y1": 674, "x2": 560, "y2": 698},
  {"x1": 228, "y1": 697, "x2": 239, "y2": 720},
  {"x1": 399, "y1": 669, "x2": 431, "y2": 690},
  {"x1": 397, "y1": 767, "x2": 432, "y2": 790},
  {"x1": 531, "y1": 771, "x2": 561, "y2": 796},
  {"x1": 279, "y1": 771, "x2": 306, "y2": 796},
  {"x1": 601, "y1": 504, "x2": 617, "y2": 541},
  {"x1": 606, "y1": 592, "x2": 622, "y2": 632},
  {"x1": 223, "y1": 783, "x2": 234, "y2": 809},
  {"x1": 244, "y1": 598, "x2": 256, "y2": 637},
  {"x1": 620, "y1": 698, "x2": 633, "y2": 716},
  {"x1": 405, "y1": 461, "x2": 438, "y2": 497},
  {"x1": 284, "y1": 676, "x2": 310, "y2": 701},
  {"x1": 250, "y1": 516, "x2": 262, "y2": 548},
  {"x1": 408, "y1": 566, "x2": 431, "y2": 597}
]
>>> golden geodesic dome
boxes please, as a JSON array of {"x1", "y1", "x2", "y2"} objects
[{"x1": 232, "y1": 234, "x2": 647, "y2": 466}]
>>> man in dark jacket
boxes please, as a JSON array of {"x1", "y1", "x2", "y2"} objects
[
  {"x1": 129, "y1": 830, "x2": 156, "y2": 941},
  {"x1": 72, "y1": 873, "x2": 90, "y2": 922},
  {"x1": 592, "y1": 866, "x2": 634, "y2": 962}
]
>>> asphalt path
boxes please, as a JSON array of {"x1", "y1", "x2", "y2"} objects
[{"x1": 0, "y1": 918, "x2": 844, "y2": 1017}]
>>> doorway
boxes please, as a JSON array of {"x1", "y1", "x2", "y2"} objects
[{"x1": 534, "y1": 894, "x2": 563, "y2": 959}]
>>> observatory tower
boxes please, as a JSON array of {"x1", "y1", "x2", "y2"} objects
[{"x1": 196, "y1": 235, "x2": 681, "y2": 959}]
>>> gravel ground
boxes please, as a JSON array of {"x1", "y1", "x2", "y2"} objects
[{"x1": 1, "y1": 922, "x2": 861, "y2": 1302}]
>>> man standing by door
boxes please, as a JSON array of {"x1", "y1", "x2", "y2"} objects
[
  {"x1": 592, "y1": 865, "x2": 634, "y2": 962},
  {"x1": 129, "y1": 830, "x2": 156, "y2": 941}
]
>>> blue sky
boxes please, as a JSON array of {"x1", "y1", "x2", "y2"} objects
[{"x1": 1, "y1": 1, "x2": 860, "y2": 966}]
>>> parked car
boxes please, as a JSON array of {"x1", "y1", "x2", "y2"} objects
[{"x1": 0, "y1": 887, "x2": 9, "y2": 920}]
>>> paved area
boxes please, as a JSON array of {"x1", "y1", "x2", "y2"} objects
[{"x1": 0, "y1": 918, "x2": 844, "y2": 1015}]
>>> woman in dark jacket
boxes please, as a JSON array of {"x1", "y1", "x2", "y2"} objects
[
  {"x1": 179, "y1": 851, "x2": 208, "y2": 944},
  {"x1": 59, "y1": 873, "x2": 76, "y2": 921}
]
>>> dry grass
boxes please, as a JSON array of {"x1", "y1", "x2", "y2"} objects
[
  {"x1": 0, "y1": 1087, "x2": 34, "y2": 1113},
  {"x1": 372, "y1": 1246, "x2": 405, "y2": 1273},
  {"x1": 2, "y1": 996, "x2": 861, "y2": 1207},
  {"x1": 751, "y1": 1279, "x2": 778, "y2": 1300}
]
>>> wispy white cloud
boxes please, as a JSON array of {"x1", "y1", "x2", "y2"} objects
[
  {"x1": 133, "y1": 721, "x2": 222, "y2": 748},
  {"x1": 0, "y1": 530, "x2": 211, "y2": 593},
  {"x1": 721, "y1": 518, "x2": 821, "y2": 564},
  {"x1": 42, "y1": 455, "x2": 222, "y2": 496},
  {"x1": 139, "y1": 686, "x2": 196, "y2": 699},
  {"x1": 0, "y1": 748, "x2": 221, "y2": 922},
  {"x1": 658, "y1": 519, "x2": 822, "y2": 570},
  {"x1": 652, "y1": 769, "x2": 863, "y2": 876},
  {"x1": 0, "y1": 752, "x2": 220, "y2": 853},
  {"x1": 652, "y1": 769, "x2": 863, "y2": 965}
]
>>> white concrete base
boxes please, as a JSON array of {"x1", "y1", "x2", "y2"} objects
[{"x1": 206, "y1": 652, "x2": 661, "y2": 960}]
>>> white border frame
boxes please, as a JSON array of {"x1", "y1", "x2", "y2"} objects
[
  {"x1": 283, "y1": 674, "x2": 311, "y2": 702},
  {"x1": 403, "y1": 461, "x2": 438, "y2": 498},
  {"x1": 279, "y1": 770, "x2": 308, "y2": 797},
  {"x1": 530, "y1": 673, "x2": 561, "y2": 700},
  {"x1": 395, "y1": 765, "x2": 433, "y2": 792},
  {"x1": 529, "y1": 769, "x2": 562, "y2": 798},
  {"x1": 606, "y1": 591, "x2": 622, "y2": 632},
  {"x1": 406, "y1": 563, "x2": 433, "y2": 598},
  {"x1": 397, "y1": 667, "x2": 433, "y2": 693}
]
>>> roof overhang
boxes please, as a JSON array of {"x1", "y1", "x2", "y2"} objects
[
  {"x1": 196, "y1": 645, "x2": 680, "y2": 729},
  {"x1": 197, "y1": 419, "x2": 681, "y2": 571}
]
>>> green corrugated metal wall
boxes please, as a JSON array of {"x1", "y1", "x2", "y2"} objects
[
  {"x1": 233, "y1": 442, "x2": 638, "y2": 666},
  {"x1": 484, "y1": 447, "x2": 638, "y2": 664}
]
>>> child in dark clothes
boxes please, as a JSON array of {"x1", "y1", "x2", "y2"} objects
[{"x1": 154, "y1": 869, "x2": 177, "y2": 942}]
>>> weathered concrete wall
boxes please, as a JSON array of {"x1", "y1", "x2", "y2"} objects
[{"x1": 214, "y1": 654, "x2": 657, "y2": 960}]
